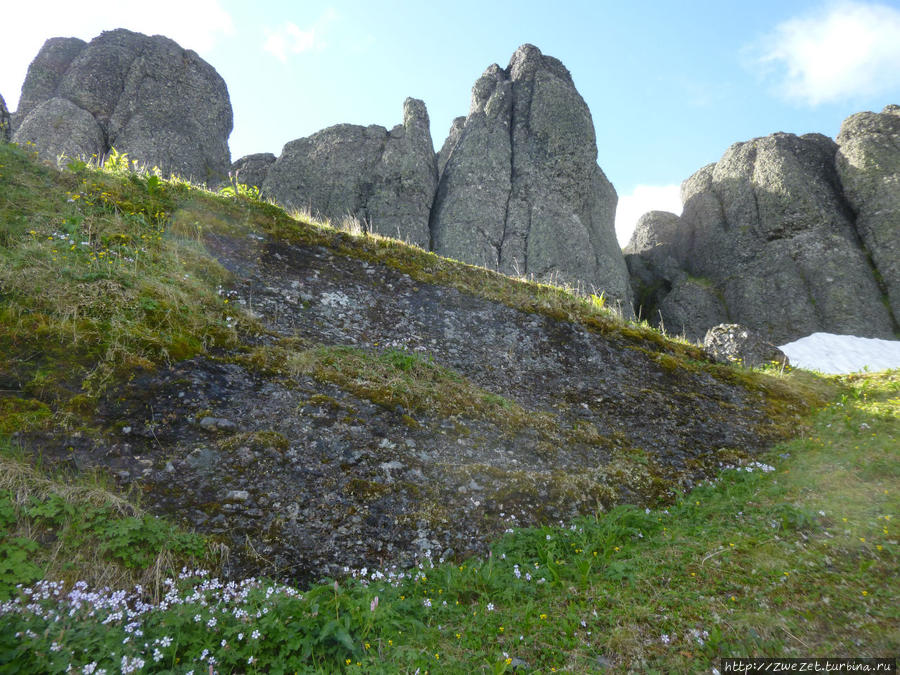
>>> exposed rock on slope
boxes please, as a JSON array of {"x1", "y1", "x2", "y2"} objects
[
  {"x1": 2, "y1": 141, "x2": 814, "y2": 585},
  {"x1": 89, "y1": 223, "x2": 801, "y2": 583},
  {"x1": 836, "y1": 105, "x2": 900, "y2": 322},
  {"x1": 703, "y1": 324, "x2": 789, "y2": 369},
  {"x1": 626, "y1": 127, "x2": 898, "y2": 344},
  {"x1": 431, "y1": 44, "x2": 632, "y2": 311},
  {"x1": 262, "y1": 98, "x2": 437, "y2": 248},
  {"x1": 12, "y1": 29, "x2": 232, "y2": 183}
]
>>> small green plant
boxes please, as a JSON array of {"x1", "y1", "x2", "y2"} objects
[
  {"x1": 588, "y1": 291, "x2": 606, "y2": 311},
  {"x1": 65, "y1": 158, "x2": 89, "y2": 173},
  {"x1": 102, "y1": 147, "x2": 132, "y2": 174},
  {"x1": 219, "y1": 176, "x2": 261, "y2": 201}
]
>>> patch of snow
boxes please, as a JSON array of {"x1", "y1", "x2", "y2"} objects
[{"x1": 778, "y1": 333, "x2": 900, "y2": 375}]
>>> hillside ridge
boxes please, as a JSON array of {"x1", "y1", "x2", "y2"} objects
[{"x1": 0, "y1": 141, "x2": 826, "y2": 584}]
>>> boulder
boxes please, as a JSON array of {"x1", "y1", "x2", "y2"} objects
[
  {"x1": 835, "y1": 104, "x2": 900, "y2": 323},
  {"x1": 12, "y1": 29, "x2": 232, "y2": 183},
  {"x1": 0, "y1": 93, "x2": 9, "y2": 142},
  {"x1": 431, "y1": 44, "x2": 632, "y2": 311},
  {"x1": 263, "y1": 98, "x2": 437, "y2": 248},
  {"x1": 703, "y1": 324, "x2": 789, "y2": 369},
  {"x1": 624, "y1": 211, "x2": 727, "y2": 341},
  {"x1": 623, "y1": 210, "x2": 687, "y2": 311},
  {"x1": 12, "y1": 97, "x2": 105, "y2": 162},
  {"x1": 626, "y1": 131, "x2": 896, "y2": 344},
  {"x1": 230, "y1": 153, "x2": 276, "y2": 190}
]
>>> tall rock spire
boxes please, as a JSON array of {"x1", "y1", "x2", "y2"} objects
[{"x1": 432, "y1": 44, "x2": 632, "y2": 311}]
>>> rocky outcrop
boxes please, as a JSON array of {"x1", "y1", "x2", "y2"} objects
[
  {"x1": 703, "y1": 324, "x2": 789, "y2": 369},
  {"x1": 626, "y1": 128, "x2": 898, "y2": 344},
  {"x1": 11, "y1": 37, "x2": 87, "y2": 131},
  {"x1": 624, "y1": 211, "x2": 727, "y2": 340},
  {"x1": 12, "y1": 97, "x2": 106, "y2": 161},
  {"x1": 431, "y1": 44, "x2": 632, "y2": 311},
  {"x1": 229, "y1": 153, "x2": 276, "y2": 190},
  {"x1": 0, "y1": 93, "x2": 9, "y2": 142},
  {"x1": 12, "y1": 29, "x2": 232, "y2": 183},
  {"x1": 262, "y1": 98, "x2": 437, "y2": 248},
  {"x1": 836, "y1": 105, "x2": 900, "y2": 321}
]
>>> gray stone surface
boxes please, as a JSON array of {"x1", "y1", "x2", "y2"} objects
[
  {"x1": 657, "y1": 277, "x2": 728, "y2": 342},
  {"x1": 431, "y1": 44, "x2": 632, "y2": 311},
  {"x1": 12, "y1": 29, "x2": 232, "y2": 183},
  {"x1": 46, "y1": 224, "x2": 797, "y2": 585},
  {"x1": 230, "y1": 153, "x2": 276, "y2": 190},
  {"x1": 703, "y1": 324, "x2": 789, "y2": 369},
  {"x1": 626, "y1": 131, "x2": 896, "y2": 344},
  {"x1": 13, "y1": 97, "x2": 105, "y2": 162},
  {"x1": 836, "y1": 104, "x2": 900, "y2": 323},
  {"x1": 623, "y1": 210, "x2": 686, "y2": 308},
  {"x1": 624, "y1": 211, "x2": 727, "y2": 341},
  {"x1": 436, "y1": 115, "x2": 465, "y2": 176},
  {"x1": 12, "y1": 37, "x2": 87, "y2": 131},
  {"x1": 263, "y1": 98, "x2": 437, "y2": 248},
  {"x1": 0, "y1": 93, "x2": 9, "y2": 142}
]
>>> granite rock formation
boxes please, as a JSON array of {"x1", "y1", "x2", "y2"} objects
[
  {"x1": 431, "y1": 44, "x2": 632, "y2": 311},
  {"x1": 626, "y1": 125, "x2": 899, "y2": 344},
  {"x1": 12, "y1": 29, "x2": 232, "y2": 183},
  {"x1": 262, "y1": 98, "x2": 437, "y2": 248},
  {"x1": 835, "y1": 105, "x2": 900, "y2": 322}
]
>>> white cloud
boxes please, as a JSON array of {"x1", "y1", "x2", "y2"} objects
[
  {"x1": 1, "y1": 0, "x2": 234, "y2": 111},
  {"x1": 615, "y1": 184, "x2": 683, "y2": 248},
  {"x1": 263, "y1": 9, "x2": 338, "y2": 63},
  {"x1": 750, "y1": 1, "x2": 900, "y2": 105}
]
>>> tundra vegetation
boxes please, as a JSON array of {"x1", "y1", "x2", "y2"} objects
[{"x1": 0, "y1": 141, "x2": 896, "y2": 673}]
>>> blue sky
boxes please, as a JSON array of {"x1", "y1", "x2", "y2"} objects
[{"x1": 4, "y1": 0, "x2": 900, "y2": 245}]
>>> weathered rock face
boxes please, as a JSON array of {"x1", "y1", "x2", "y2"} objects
[
  {"x1": 263, "y1": 98, "x2": 437, "y2": 248},
  {"x1": 624, "y1": 211, "x2": 727, "y2": 340},
  {"x1": 431, "y1": 44, "x2": 632, "y2": 311},
  {"x1": 0, "y1": 93, "x2": 10, "y2": 142},
  {"x1": 626, "y1": 130, "x2": 898, "y2": 344},
  {"x1": 436, "y1": 116, "x2": 465, "y2": 176},
  {"x1": 703, "y1": 324, "x2": 789, "y2": 369},
  {"x1": 12, "y1": 97, "x2": 106, "y2": 161},
  {"x1": 230, "y1": 153, "x2": 276, "y2": 191},
  {"x1": 11, "y1": 37, "x2": 87, "y2": 132},
  {"x1": 36, "y1": 223, "x2": 805, "y2": 585},
  {"x1": 12, "y1": 29, "x2": 232, "y2": 183},
  {"x1": 836, "y1": 105, "x2": 900, "y2": 321}
]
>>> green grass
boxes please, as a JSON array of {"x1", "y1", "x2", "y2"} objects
[
  {"x1": 239, "y1": 341, "x2": 551, "y2": 431},
  {"x1": 0, "y1": 438, "x2": 225, "y2": 604},
  {"x1": 1, "y1": 371, "x2": 895, "y2": 673},
  {"x1": 0, "y1": 143, "x2": 243, "y2": 420}
]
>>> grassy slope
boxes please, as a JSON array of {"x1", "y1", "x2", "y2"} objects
[{"x1": 0, "y1": 143, "x2": 896, "y2": 672}]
